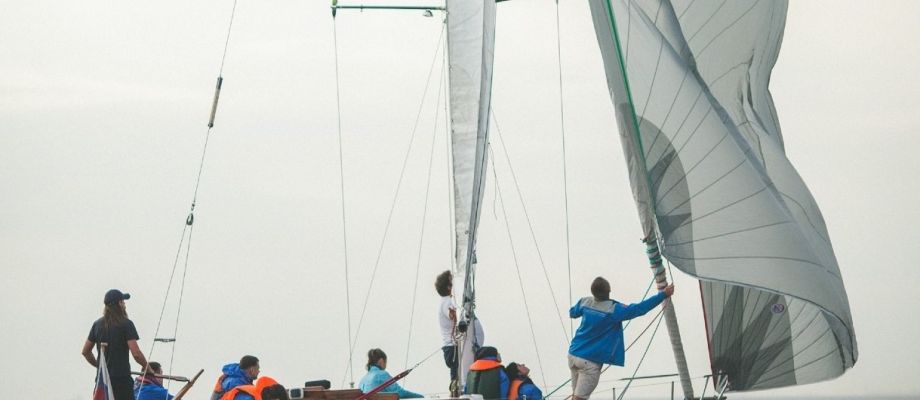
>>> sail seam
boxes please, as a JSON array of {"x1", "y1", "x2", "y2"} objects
[
  {"x1": 672, "y1": 185, "x2": 768, "y2": 230},
  {"x1": 666, "y1": 254, "x2": 823, "y2": 269}
]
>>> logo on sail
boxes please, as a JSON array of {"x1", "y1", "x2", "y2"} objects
[{"x1": 771, "y1": 303, "x2": 786, "y2": 315}]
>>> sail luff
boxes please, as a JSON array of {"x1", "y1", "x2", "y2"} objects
[{"x1": 446, "y1": 0, "x2": 497, "y2": 387}]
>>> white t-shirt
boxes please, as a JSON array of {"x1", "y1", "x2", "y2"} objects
[{"x1": 439, "y1": 296, "x2": 457, "y2": 346}]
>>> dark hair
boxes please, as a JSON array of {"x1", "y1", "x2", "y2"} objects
[
  {"x1": 504, "y1": 362, "x2": 521, "y2": 381},
  {"x1": 147, "y1": 362, "x2": 163, "y2": 375},
  {"x1": 366, "y1": 348, "x2": 387, "y2": 370},
  {"x1": 240, "y1": 355, "x2": 260, "y2": 370},
  {"x1": 102, "y1": 302, "x2": 128, "y2": 330},
  {"x1": 435, "y1": 270, "x2": 453, "y2": 297},
  {"x1": 591, "y1": 277, "x2": 610, "y2": 300},
  {"x1": 475, "y1": 346, "x2": 499, "y2": 361},
  {"x1": 261, "y1": 384, "x2": 289, "y2": 400}
]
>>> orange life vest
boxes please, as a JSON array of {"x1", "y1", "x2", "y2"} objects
[
  {"x1": 507, "y1": 379, "x2": 524, "y2": 400},
  {"x1": 469, "y1": 359, "x2": 502, "y2": 371},
  {"x1": 220, "y1": 377, "x2": 280, "y2": 400}
]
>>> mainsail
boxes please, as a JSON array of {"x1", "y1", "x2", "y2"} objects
[
  {"x1": 446, "y1": 0, "x2": 497, "y2": 387},
  {"x1": 588, "y1": 0, "x2": 857, "y2": 392}
]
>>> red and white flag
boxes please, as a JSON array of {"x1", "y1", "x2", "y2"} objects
[{"x1": 93, "y1": 345, "x2": 115, "y2": 400}]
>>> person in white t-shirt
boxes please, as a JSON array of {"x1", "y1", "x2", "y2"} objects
[{"x1": 435, "y1": 270, "x2": 458, "y2": 393}]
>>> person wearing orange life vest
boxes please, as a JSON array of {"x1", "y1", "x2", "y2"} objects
[
  {"x1": 504, "y1": 362, "x2": 542, "y2": 400},
  {"x1": 219, "y1": 376, "x2": 288, "y2": 400},
  {"x1": 465, "y1": 346, "x2": 509, "y2": 400},
  {"x1": 211, "y1": 355, "x2": 261, "y2": 400}
]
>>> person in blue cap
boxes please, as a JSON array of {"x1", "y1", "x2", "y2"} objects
[{"x1": 82, "y1": 289, "x2": 150, "y2": 400}]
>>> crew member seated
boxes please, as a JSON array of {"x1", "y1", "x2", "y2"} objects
[
  {"x1": 220, "y1": 376, "x2": 288, "y2": 400},
  {"x1": 465, "y1": 346, "x2": 509, "y2": 400}
]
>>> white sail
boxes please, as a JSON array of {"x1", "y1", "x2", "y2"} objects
[
  {"x1": 446, "y1": 0, "x2": 497, "y2": 387},
  {"x1": 588, "y1": 0, "x2": 856, "y2": 391}
]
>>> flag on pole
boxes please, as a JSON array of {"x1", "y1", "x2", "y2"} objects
[{"x1": 93, "y1": 344, "x2": 115, "y2": 400}]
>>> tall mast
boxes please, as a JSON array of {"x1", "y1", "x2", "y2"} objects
[{"x1": 587, "y1": 1, "x2": 695, "y2": 397}]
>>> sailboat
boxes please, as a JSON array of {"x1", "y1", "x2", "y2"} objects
[
  {"x1": 147, "y1": 0, "x2": 856, "y2": 399},
  {"x1": 332, "y1": 0, "x2": 856, "y2": 398}
]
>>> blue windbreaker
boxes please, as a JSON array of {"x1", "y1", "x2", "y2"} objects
[
  {"x1": 515, "y1": 379, "x2": 543, "y2": 400},
  {"x1": 568, "y1": 292, "x2": 666, "y2": 366},
  {"x1": 134, "y1": 377, "x2": 174, "y2": 400},
  {"x1": 358, "y1": 366, "x2": 423, "y2": 398},
  {"x1": 219, "y1": 363, "x2": 255, "y2": 395}
]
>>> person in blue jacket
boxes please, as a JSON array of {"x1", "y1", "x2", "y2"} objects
[
  {"x1": 504, "y1": 362, "x2": 542, "y2": 400},
  {"x1": 134, "y1": 362, "x2": 174, "y2": 400},
  {"x1": 358, "y1": 348, "x2": 423, "y2": 398},
  {"x1": 568, "y1": 277, "x2": 673, "y2": 400},
  {"x1": 212, "y1": 355, "x2": 261, "y2": 400}
]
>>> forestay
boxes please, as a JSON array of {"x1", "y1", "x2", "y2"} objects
[
  {"x1": 446, "y1": 0, "x2": 496, "y2": 387},
  {"x1": 588, "y1": 0, "x2": 856, "y2": 391}
]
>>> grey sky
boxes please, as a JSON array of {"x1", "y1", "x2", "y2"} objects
[{"x1": 1, "y1": 0, "x2": 918, "y2": 398}]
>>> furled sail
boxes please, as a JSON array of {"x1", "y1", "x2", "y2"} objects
[
  {"x1": 588, "y1": 0, "x2": 856, "y2": 391},
  {"x1": 446, "y1": 0, "x2": 496, "y2": 387}
]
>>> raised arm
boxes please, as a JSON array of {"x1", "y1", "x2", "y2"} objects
[
  {"x1": 569, "y1": 298, "x2": 584, "y2": 318},
  {"x1": 613, "y1": 284, "x2": 674, "y2": 321}
]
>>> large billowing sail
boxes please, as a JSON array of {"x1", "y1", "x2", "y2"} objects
[
  {"x1": 588, "y1": 0, "x2": 856, "y2": 391},
  {"x1": 446, "y1": 0, "x2": 496, "y2": 387}
]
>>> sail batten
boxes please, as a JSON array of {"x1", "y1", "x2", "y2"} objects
[{"x1": 589, "y1": 0, "x2": 856, "y2": 392}]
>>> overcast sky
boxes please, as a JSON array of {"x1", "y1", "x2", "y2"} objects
[{"x1": 1, "y1": 0, "x2": 918, "y2": 398}]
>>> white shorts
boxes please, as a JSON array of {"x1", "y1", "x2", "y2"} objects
[{"x1": 568, "y1": 354, "x2": 602, "y2": 399}]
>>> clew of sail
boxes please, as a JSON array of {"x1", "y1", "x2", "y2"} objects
[
  {"x1": 446, "y1": 0, "x2": 496, "y2": 388},
  {"x1": 588, "y1": 0, "x2": 856, "y2": 392}
]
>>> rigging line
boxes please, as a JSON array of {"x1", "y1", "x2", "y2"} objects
[
  {"x1": 616, "y1": 308, "x2": 666, "y2": 400},
  {"x1": 192, "y1": 0, "x2": 238, "y2": 205},
  {"x1": 340, "y1": 24, "x2": 447, "y2": 387},
  {"x1": 491, "y1": 110, "x2": 569, "y2": 344},
  {"x1": 146, "y1": 0, "x2": 240, "y2": 392},
  {"x1": 165, "y1": 223, "x2": 196, "y2": 391},
  {"x1": 147, "y1": 226, "x2": 189, "y2": 360},
  {"x1": 554, "y1": 0, "x2": 575, "y2": 340},
  {"x1": 217, "y1": 0, "x2": 239, "y2": 76},
  {"x1": 409, "y1": 345, "x2": 447, "y2": 371},
  {"x1": 623, "y1": 277, "x2": 656, "y2": 331},
  {"x1": 405, "y1": 55, "x2": 446, "y2": 370},
  {"x1": 332, "y1": 17, "x2": 356, "y2": 388},
  {"x1": 489, "y1": 145, "x2": 548, "y2": 390},
  {"x1": 140, "y1": 225, "x2": 188, "y2": 398}
]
